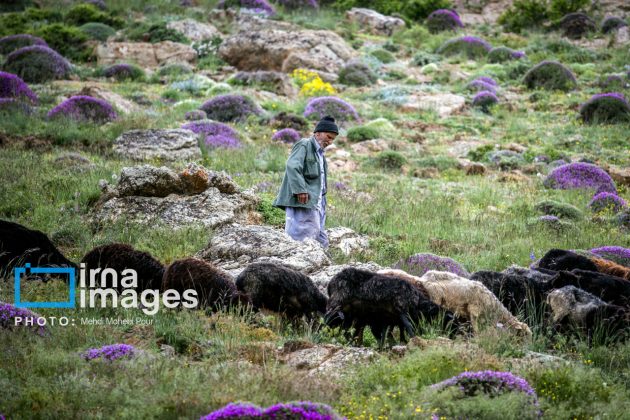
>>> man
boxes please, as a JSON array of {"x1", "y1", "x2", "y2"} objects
[{"x1": 273, "y1": 115, "x2": 338, "y2": 248}]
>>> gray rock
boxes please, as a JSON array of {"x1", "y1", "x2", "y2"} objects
[
  {"x1": 346, "y1": 8, "x2": 405, "y2": 36},
  {"x1": 197, "y1": 223, "x2": 331, "y2": 277},
  {"x1": 96, "y1": 41, "x2": 197, "y2": 68},
  {"x1": 326, "y1": 226, "x2": 369, "y2": 256},
  {"x1": 113, "y1": 129, "x2": 202, "y2": 161},
  {"x1": 231, "y1": 71, "x2": 297, "y2": 96},
  {"x1": 281, "y1": 344, "x2": 377, "y2": 378},
  {"x1": 166, "y1": 19, "x2": 221, "y2": 42},
  {"x1": 309, "y1": 262, "x2": 383, "y2": 296},
  {"x1": 117, "y1": 165, "x2": 183, "y2": 197},
  {"x1": 402, "y1": 93, "x2": 466, "y2": 117}
]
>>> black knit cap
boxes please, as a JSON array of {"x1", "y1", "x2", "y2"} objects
[{"x1": 314, "y1": 115, "x2": 339, "y2": 134}]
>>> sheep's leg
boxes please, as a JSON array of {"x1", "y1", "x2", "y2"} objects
[
  {"x1": 353, "y1": 323, "x2": 365, "y2": 346},
  {"x1": 400, "y1": 314, "x2": 415, "y2": 340}
]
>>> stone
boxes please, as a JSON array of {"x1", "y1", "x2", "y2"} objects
[
  {"x1": 53, "y1": 153, "x2": 95, "y2": 172},
  {"x1": 412, "y1": 167, "x2": 439, "y2": 178},
  {"x1": 197, "y1": 223, "x2": 331, "y2": 277},
  {"x1": 345, "y1": 8, "x2": 405, "y2": 36},
  {"x1": 113, "y1": 129, "x2": 202, "y2": 161},
  {"x1": 326, "y1": 226, "x2": 369, "y2": 256},
  {"x1": 309, "y1": 262, "x2": 383, "y2": 296},
  {"x1": 615, "y1": 26, "x2": 629, "y2": 44},
  {"x1": 117, "y1": 165, "x2": 182, "y2": 197},
  {"x1": 166, "y1": 19, "x2": 221, "y2": 42},
  {"x1": 231, "y1": 71, "x2": 297, "y2": 96},
  {"x1": 607, "y1": 166, "x2": 630, "y2": 187},
  {"x1": 281, "y1": 344, "x2": 377, "y2": 378},
  {"x1": 465, "y1": 162, "x2": 486, "y2": 175},
  {"x1": 350, "y1": 139, "x2": 389, "y2": 155},
  {"x1": 218, "y1": 29, "x2": 355, "y2": 74},
  {"x1": 96, "y1": 41, "x2": 197, "y2": 69},
  {"x1": 402, "y1": 93, "x2": 466, "y2": 117},
  {"x1": 78, "y1": 85, "x2": 141, "y2": 115},
  {"x1": 160, "y1": 344, "x2": 176, "y2": 357}
]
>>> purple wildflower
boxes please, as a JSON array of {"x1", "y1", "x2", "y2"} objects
[
  {"x1": 0, "y1": 71, "x2": 37, "y2": 103},
  {"x1": 255, "y1": 181, "x2": 274, "y2": 192},
  {"x1": 539, "y1": 215, "x2": 561, "y2": 223},
  {"x1": 205, "y1": 134, "x2": 241, "y2": 148},
  {"x1": 185, "y1": 110, "x2": 208, "y2": 121},
  {"x1": 579, "y1": 92, "x2": 630, "y2": 124},
  {"x1": 200, "y1": 401, "x2": 342, "y2": 420},
  {"x1": 475, "y1": 76, "x2": 497, "y2": 86},
  {"x1": 0, "y1": 98, "x2": 33, "y2": 114},
  {"x1": 82, "y1": 343, "x2": 136, "y2": 362},
  {"x1": 182, "y1": 120, "x2": 239, "y2": 138},
  {"x1": 199, "y1": 94, "x2": 262, "y2": 123},
  {"x1": 272, "y1": 128, "x2": 301, "y2": 144},
  {"x1": 102, "y1": 63, "x2": 145, "y2": 81},
  {"x1": 333, "y1": 181, "x2": 348, "y2": 191},
  {"x1": 589, "y1": 192, "x2": 627, "y2": 213},
  {"x1": 0, "y1": 34, "x2": 48, "y2": 55},
  {"x1": 472, "y1": 90, "x2": 499, "y2": 110},
  {"x1": 590, "y1": 246, "x2": 630, "y2": 267},
  {"x1": 47, "y1": 95, "x2": 117, "y2": 123},
  {"x1": 393, "y1": 253, "x2": 469, "y2": 278},
  {"x1": 200, "y1": 402, "x2": 263, "y2": 419},
  {"x1": 523, "y1": 60, "x2": 577, "y2": 91},
  {"x1": 303, "y1": 96, "x2": 359, "y2": 125},
  {"x1": 4, "y1": 45, "x2": 72, "y2": 84},
  {"x1": 426, "y1": 9, "x2": 464, "y2": 33},
  {"x1": 437, "y1": 36, "x2": 492, "y2": 58},
  {"x1": 0, "y1": 302, "x2": 47, "y2": 336},
  {"x1": 599, "y1": 75, "x2": 627, "y2": 90},
  {"x1": 466, "y1": 79, "x2": 497, "y2": 93},
  {"x1": 544, "y1": 162, "x2": 617, "y2": 194}
]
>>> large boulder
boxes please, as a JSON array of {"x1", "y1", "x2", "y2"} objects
[
  {"x1": 113, "y1": 129, "x2": 202, "y2": 161},
  {"x1": 326, "y1": 226, "x2": 369, "y2": 256},
  {"x1": 345, "y1": 8, "x2": 405, "y2": 36},
  {"x1": 91, "y1": 164, "x2": 258, "y2": 230},
  {"x1": 96, "y1": 41, "x2": 197, "y2": 68},
  {"x1": 197, "y1": 223, "x2": 331, "y2": 277},
  {"x1": 218, "y1": 29, "x2": 355, "y2": 74},
  {"x1": 402, "y1": 93, "x2": 466, "y2": 117},
  {"x1": 281, "y1": 344, "x2": 376, "y2": 378},
  {"x1": 166, "y1": 19, "x2": 221, "y2": 42}
]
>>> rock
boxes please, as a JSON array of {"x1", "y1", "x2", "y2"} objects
[
  {"x1": 281, "y1": 344, "x2": 377, "y2": 378},
  {"x1": 117, "y1": 165, "x2": 182, "y2": 197},
  {"x1": 96, "y1": 41, "x2": 197, "y2": 69},
  {"x1": 231, "y1": 71, "x2": 297, "y2": 96},
  {"x1": 326, "y1": 227, "x2": 369, "y2": 256},
  {"x1": 350, "y1": 139, "x2": 389, "y2": 155},
  {"x1": 53, "y1": 153, "x2": 95, "y2": 172},
  {"x1": 78, "y1": 85, "x2": 141, "y2": 115},
  {"x1": 488, "y1": 150, "x2": 524, "y2": 170},
  {"x1": 218, "y1": 29, "x2": 355, "y2": 74},
  {"x1": 497, "y1": 170, "x2": 530, "y2": 183},
  {"x1": 327, "y1": 157, "x2": 358, "y2": 172},
  {"x1": 391, "y1": 345, "x2": 407, "y2": 356},
  {"x1": 166, "y1": 19, "x2": 221, "y2": 42},
  {"x1": 503, "y1": 142, "x2": 527, "y2": 153},
  {"x1": 113, "y1": 129, "x2": 202, "y2": 161},
  {"x1": 615, "y1": 26, "x2": 629, "y2": 44},
  {"x1": 160, "y1": 344, "x2": 176, "y2": 357},
  {"x1": 197, "y1": 223, "x2": 331, "y2": 277},
  {"x1": 465, "y1": 162, "x2": 486, "y2": 175},
  {"x1": 607, "y1": 166, "x2": 630, "y2": 187},
  {"x1": 402, "y1": 93, "x2": 466, "y2": 117},
  {"x1": 412, "y1": 167, "x2": 439, "y2": 178},
  {"x1": 345, "y1": 8, "x2": 405, "y2": 36},
  {"x1": 309, "y1": 262, "x2": 383, "y2": 296}
]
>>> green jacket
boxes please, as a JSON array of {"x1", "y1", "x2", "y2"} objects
[{"x1": 273, "y1": 137, "x2": 327, "y2": 210}]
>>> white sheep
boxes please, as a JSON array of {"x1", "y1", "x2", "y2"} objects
[{"x1": 378, "y1": 268, "x2": 532, "y2": 337}]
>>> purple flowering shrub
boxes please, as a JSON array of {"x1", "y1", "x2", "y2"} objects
[
  {"x1": 523, "y1": 61, "x2": 577, "y2": 91},
  {"x1": 559, "y1": 12, "x2": 596, "y2": 39},
  {"x1": 0, "y1": 98, "x2": 32, "y2": 114},
  {"x1": 304, "y1": 96, "x2": 359, "y2": 125},
  {"x1": 544, "y1": 162, "x2": 617, "y2": 194},
  {"x1": 185, "y1": 110, "x2": 207, "y2": 121},
  {"x1": 204, "y1": 135, "x2": 241, "y2": 149},
  {"x1": 101, "y1": 63, "x2": 145, "y2": 81},
  {"x1": 601, "y1": 16, "x2": 628, "y2": 34},
  {"x1": 426, "y1": 9, "x2": 464, "y2": 33},
  {"x1": 436, "y1": 36, "x2": 491, "y2": 58},
  {"x1": 0, "y1": 71, "x2": 37, "y2": 103},
  {"x1": 47, "y1": 95, "x2": 117, "y2": 123},
  {"x1": 0, "y1": 302, "x2": 47, "y2": 336},
  {"x1": 579, "y1": 92, "x2": 630, "y2": 124},
  {"x1": 588, "y1": 192, "x2": 627, "y2": 213},
  {"x1": 272, "y1": 128, "x2": 301, "y2": 144},
  {"x1": 338, "y1": 60, "x2": 378, "y2": 87},
  {"x1": 0, "y1": 34, "x2": 47, "y2": 55},
  {"x1": 200, "y1": 401, "x2": 342, "y2": 419},
  {"x1": 590, "y1": 246, "x2": 630, "y2": 267},
  {"x1": 599, "y1": 75, "x2": 627, "y2": 90},
  {"x1": 472, "y1": 90, "x2": 499, "y2": 111},
  {"x1": 181, "y1": 120, "x2": 241, "y2": 149},
  {"x1": 466, "y1": 79, "x2": 497, "y2": 93},
  {"x1": 276, "y1": 0, "x2": 318, "y2": 10},
  {"x1": 82, "y1": 343, "x2": 136, "y2": 361},
  {"x1": 3, "y1": 45, "x2": 72, "y2": 83},
  {"x1": 393, "y1": 253, "x2": 469, "y2": 278},
  {"x1": 488, "y1": 46, "x2": 526, "y2": 63},
  {"x1": 199, "y1": 94, "x2": 262, "y2": 123},
  {"x1": 215, "y1": 0, "x2": 276, "y2": 15}
]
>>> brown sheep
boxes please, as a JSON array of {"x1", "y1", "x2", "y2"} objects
[{"x1": 591, "y1": 257, "x2": 630, "y2": 281}]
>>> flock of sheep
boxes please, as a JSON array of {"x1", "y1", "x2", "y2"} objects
[{"x1": 2, "y1": 219, "x2": 629, "y2": 345}]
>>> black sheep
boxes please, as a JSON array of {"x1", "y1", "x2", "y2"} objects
[
  {"x1": 0, "y1": 219, "x2": 76, "y2": 277},
  {"x1": 81, "y1": 243, "x2": 164, "y2": 292},
  {"x1": 162, "y1": 258, "x2": 248, "y2": 310},
  {"x1": 537, "y1": 249, "x2": 598, "y2": 272},
  {"x1": 550, "y1": 269, "x2": 630, "y2": 308},
  {"x1": 325, "y1": 267, "x2": 459, "y2": 345},
  {"x1": 235, "y1": 262, "x2": 327, "y2": 320}
]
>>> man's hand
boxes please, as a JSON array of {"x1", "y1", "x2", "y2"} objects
[{"x1": 295, "y1": 193, "x2": 309, "y2": 204}]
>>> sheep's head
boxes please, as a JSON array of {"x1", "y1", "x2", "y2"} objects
[{"x1": 323, "y1": 309, "x2": 345, "y2": 328}]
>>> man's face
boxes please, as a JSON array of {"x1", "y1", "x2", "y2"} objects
[{"x1": 315, "y1": 131, "x2": 337, "y2": 149}]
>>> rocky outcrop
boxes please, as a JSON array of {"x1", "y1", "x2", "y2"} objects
[
  {"x1": 326, "y1": 227, "x2": 369, "y2": 256},
  {"x1": 280, "y1": 343, "x2": 377, "y2": 378},
  {"x1": 96, "y1": 41, "x2": 197, "y2": 68},
  {"x1": 218, "y1": 29, "x2": 355, "y2": 74},
  {"x1": 113, "y1": 129, "x2": 201, "y2": 161},
  {"x1": 345, "y1": 8, "x2": 405, "y2": 36},
  {"x1": 197, "y1": 223, "x2": 331, "y2": 277},
  {"x1": 91, "y1": 164, "x2": 259, "y2": 230},
  {"x1": 402, "y1": 93, "x2": 466, "y2": 117},
  {"x1": 166, "y1": 19, "x2": 221, "y2": 42},
  {"x1": 79, "y1": 85, "x2": 141, "y2": 115},
  {"x1": 231, "y1": 71, "x2": 297, "y2": 96}
]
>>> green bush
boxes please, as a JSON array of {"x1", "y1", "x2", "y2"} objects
[
  {"x1": 33, "y1": 24, "x2": 91, "y2": 62},
  {"x1": 347, "y1": 125, "x2": 380, "y2": 142},
  {"x1": 338, "y1": 60, "x2": 378, "y2": 86},
  {"x1": 257, "y1": 195, "x2": 285, "y2": 226},
  {"x1": 548, "y1": 0, "x2": 590, "y2": 20},
  {"x1": 534, "y1": 199, "x2": 583, "y2": 220},
  {"x1": 0, "y1": 8, "x2": 63, "y2": 37},
  {"x1": 0, "y1": 0, "x2": 34, "y2": 12},
  {"x1": 126, "y1": 21, "x2": 189, "y2": 43},
  {"x1": 498, "y1": 0, "x2": 549, "y2": 33},
  {"x1": 522, "y1": 60, "x2": 577, "y2": 91},
  {"x1": 370, "y1": 49, "x2": 396, "y2": 64},
  {"x1": 64, "y1": 4, "x2": 123, "y2": 28},
  {"x1": 79, "y1": 22, "x2": 116, "y2": 41},
  {"x1": 375, "y1": 150, "x2": 407, "y2": 170}
]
